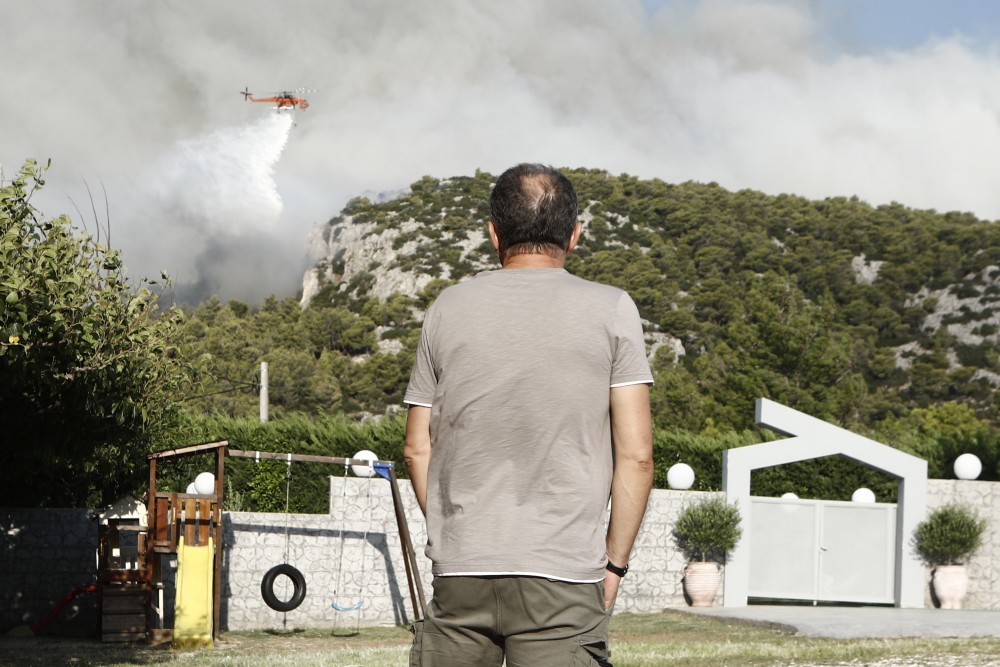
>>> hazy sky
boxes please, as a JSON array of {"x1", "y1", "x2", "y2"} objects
[{"x1": 4, "y1": 0, "x2": 1000, "y2": 302}]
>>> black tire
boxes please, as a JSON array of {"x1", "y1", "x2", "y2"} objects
[{"x1": 261, "y1": 563, "x2": 307, "y2": 612}]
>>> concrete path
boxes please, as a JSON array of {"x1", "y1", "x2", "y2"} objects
[{"x1": 678, "y1": 605, "x2": 1000, "y2": 639}]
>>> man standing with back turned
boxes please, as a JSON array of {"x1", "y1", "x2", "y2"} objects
[{"x1": 403, "y1": 163, "x2": 654, "y2": 667}]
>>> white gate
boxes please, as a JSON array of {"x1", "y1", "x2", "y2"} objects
[{"x1": 748, "y1": 497, "x2": 897, "y2": 604}]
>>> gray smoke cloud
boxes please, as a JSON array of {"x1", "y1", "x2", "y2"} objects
[{"x1": 3, "y1": 0, "x2": 1000, "y2": 302}]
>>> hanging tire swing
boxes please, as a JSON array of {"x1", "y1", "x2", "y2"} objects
[
  {"x1": 261, "y1": 563, "x2": 307, "y2": 612},
  {"x1": 261, "y1": 453, "x2": 307, "y2": 613}
]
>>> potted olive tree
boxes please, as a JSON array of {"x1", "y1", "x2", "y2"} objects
[
  {"x1": 912, "y1": 503, "x2": 988, "y2": 609},
  {"x1": 673, "y1": 497, "x2": 743, "y2": 607}
]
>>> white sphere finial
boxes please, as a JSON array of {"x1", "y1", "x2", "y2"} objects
[
  {"x1": 954, "y1": 453, "x2": 982, "y2": 480},
  {"x1": 851, "y1": 487, "x2": 876, "y2": 503},
  {"x1": 667, "y1": 463, "x2": 695, "y2": 490},
  {"x1": 781, "y1": 492, "x2": 798, "y2": 500},
  {"x1": 351, "y1": 450, "x2": 379, "y2": 477},
  {"x1": 194, "y1": 472, "x2": 216, "y2": 495}
]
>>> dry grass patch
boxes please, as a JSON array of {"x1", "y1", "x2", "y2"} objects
[{"x1": 3, "y1": 610, "x2": 999, "y2": 667}]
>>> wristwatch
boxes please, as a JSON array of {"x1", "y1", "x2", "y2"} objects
[{"x1": 606, "y1": 560, "x2": 628, "y2": 577}]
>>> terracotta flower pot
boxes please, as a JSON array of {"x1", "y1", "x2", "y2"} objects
[
  {"x1": 932, "y1": 565, "x2": 968, "y2": 609},
  {"x1": 683, "y1": 562, "x2": 722, "y2": 607}
]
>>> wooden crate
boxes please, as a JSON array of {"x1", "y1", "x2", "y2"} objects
[{"x1": 101, "y1": 584, "x2": 148, "y2": 643}]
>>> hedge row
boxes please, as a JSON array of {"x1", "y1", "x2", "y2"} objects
[{"x1": 154, "y1": 412, "x2": 994, "y2": 512}]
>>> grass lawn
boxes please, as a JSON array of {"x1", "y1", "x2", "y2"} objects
[{"x1": 3, "y1": 609, "x2": 1000, "y2": 666}]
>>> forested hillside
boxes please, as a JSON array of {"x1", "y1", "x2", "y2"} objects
[
  {"x1": 181, "y1": 169, "x2": 1000, "y2": 426},
  {"x1": 10, "y1": 162, "x2": 998, "y2": 508},
  {"x1": 165, "y1": 168, "x2": 1000, "y2": 502}
]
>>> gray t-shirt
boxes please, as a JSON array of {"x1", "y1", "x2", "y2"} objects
[{"x1": 404, "y1": 268, "x2": 653, "y2": 582}]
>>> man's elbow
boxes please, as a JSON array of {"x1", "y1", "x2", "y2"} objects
[
  {"x1": 620, "y1": 449, "x2": 655, "y2": 487},
  {"x1": 402, "y1": 443, "x2": 421, "y2": 468},
  {"x1": 403, "y1": 437, "x2": 431, "y2": 467},
  {"x1": 637, "y1": 455, "x2": 655, "y2": 474},
  {"x1": 635, "y1": 455, "x2": 655, "y2": 485}
]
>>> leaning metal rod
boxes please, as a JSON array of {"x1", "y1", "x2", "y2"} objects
[
  {"x1": 391, "y1": 476, "x2": 420, "y2": 621},
  {"x1": 389, "y1": 465, "x2": 427, "y2": 620}
]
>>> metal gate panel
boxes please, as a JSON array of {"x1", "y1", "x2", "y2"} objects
[
  {"x1": 819, "y1": 502, "x2": 896, "y2": 603},
  {"x1": 748, "y1": 497, "x2": 896, "y2": 605},
  {"x1": 748, "y1": 499, "x2": 819, "y2": 600}
]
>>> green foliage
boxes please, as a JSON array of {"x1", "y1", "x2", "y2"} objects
[
  {"x1": 653, "y1": 429, "x2": 907, "y2": 501},
  {"x1": 173, "y1": 292, "x2": 417, "y2": 419},
  {"x1": 156, "y1": 411, "x2": 406, "y2": 513},
  {"x1": 873, "y1": 402, "x2": 999, "y2": 481},
  {"x1": 247, "y1": 460, "x2": 292, "y2": 513},
  {"x1": 301, "y1": 168, "x2": 1000, "y2": 437},
  {"x1": 750, "y1": 455, "x2": 901, "y2": 503},
  {"x1": 161, "y1": 166, "x2": 1000, "y2": 505},
  {"x1": 653, "y1": 429, "x2": 761, "y2": 491},
  {"x1": 0, "y1": 160, "x2": 185, "y2": 507},
  {"x1": 912, "y1": 503, "x2": 988, "y2": 566},
  {"x1": 673, "y1": 497, "x2": 743, "y2": 562}
]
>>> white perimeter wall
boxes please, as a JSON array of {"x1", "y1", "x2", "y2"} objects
[
  {"x1": 218, "y1": 477, "x2": 1000, "y2": 630},
  {"x1": 3, "y1": 478, "x2": 999, "y2": 633}
]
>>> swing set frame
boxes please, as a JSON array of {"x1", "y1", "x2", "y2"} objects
[{"x1": 143, "y1": 440, "x2": 427, "y2": 641}]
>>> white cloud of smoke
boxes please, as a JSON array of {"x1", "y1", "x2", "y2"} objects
[{"x1": 3, "y1": 0, "x2": 1000, "y2": 302}]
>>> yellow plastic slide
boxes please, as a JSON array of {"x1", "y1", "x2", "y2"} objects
[{"x1": 173, "y1": 536, "x2": 214, "y2": 649}]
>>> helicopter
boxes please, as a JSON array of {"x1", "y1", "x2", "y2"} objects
[{"x1": 241, "y1": 87, "x2": 312, "y2": 111}]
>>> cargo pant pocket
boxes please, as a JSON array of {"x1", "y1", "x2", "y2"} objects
[
  {"x1": 569, "y1": 636, "x2": 613, "y2": 667},
  {"x1": 408, "y1": 619, "x2": 424, "y2": 667}
]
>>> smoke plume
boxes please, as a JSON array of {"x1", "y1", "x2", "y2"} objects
[{"x1": 3, "y1": 0, "x2": 1000, "y2": 302}]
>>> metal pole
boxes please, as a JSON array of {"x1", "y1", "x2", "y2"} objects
[
  {"x1": 389, "y1": 466, "x2": 427, "y2": 621},
  {"x1": 259, "y1": 362, "x2": 269, "y2": 423}
]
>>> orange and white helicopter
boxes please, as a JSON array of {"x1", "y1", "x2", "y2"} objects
[{"x1": 241, "y1": 87, "x2": 312, "y2": 111}]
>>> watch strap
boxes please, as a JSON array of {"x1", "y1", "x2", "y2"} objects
[{"x1": 606, "y1": 560, "x2": 628, "y2": 577}]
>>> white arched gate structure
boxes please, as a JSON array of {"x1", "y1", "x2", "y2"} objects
[{"x1": 723, "y1": 399, "x2": 928, "y2": 608}]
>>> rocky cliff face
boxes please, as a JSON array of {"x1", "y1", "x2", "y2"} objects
[
  {"x1": 301, "y1": 176, "x2": 497, "y2": 307},
  {"x1": 301, "y1": 214, "x2": 449, "y2": 306}
]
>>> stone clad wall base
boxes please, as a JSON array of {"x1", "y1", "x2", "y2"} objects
[{"x1": 2, "y1": 479, "x2": 999, "y2": 633}]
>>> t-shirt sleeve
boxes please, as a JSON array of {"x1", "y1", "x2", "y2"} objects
[
  {"x1": 610, "y1": 292, "x2": 654, "y2": 387},
  {"x1": 403, "y1": 316, "x2": 437, "y2": 407}
]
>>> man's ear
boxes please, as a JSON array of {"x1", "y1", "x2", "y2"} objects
[
  {"x1": 488, "y1": 220, "x2": 502, "y2": 255},
  {"x1": 567, "y1": 221, "x2": 583, "y2": 252}
]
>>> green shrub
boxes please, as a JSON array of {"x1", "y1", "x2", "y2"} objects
[
  {"x1": 673, "y1": 497, "x2": 743, "y2": 563},
  {"x1": 912, "y1": 503, "x2": 988, "y2": 566},
  {"x1": 155, "y1": 411, "x2": 406, "y2": 513}
]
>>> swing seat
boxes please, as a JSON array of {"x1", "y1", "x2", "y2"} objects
[{"x1": 331, "y1": 598, "x2": 364, "y2": 611}]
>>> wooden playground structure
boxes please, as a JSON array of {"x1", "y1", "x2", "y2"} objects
[{"x1": 97, "y1": 440, "x2": 426, "y2": 643}]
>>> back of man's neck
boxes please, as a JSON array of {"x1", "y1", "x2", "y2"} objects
[{"x1": 501, "y1": 254, "x2": 566, "y2": 269}]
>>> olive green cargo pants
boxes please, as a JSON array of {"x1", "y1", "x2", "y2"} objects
[{"x1": 409, "y1": 575, "x2": 612, "y2": 666}]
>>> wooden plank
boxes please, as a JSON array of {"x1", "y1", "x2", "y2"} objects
[
  {"x1": 154, "y1": 496, "x2": 169, "y2": 543},
  {"x1": 148, "y1": 440, "x2": 229, "y2": 461},
  {"x1": 169, "y1": 493, "x2": 178, "y2": 550},
  {"x1": 137, "y1": 532, "x2": 147, "y2": 572},
  {"x1": 213, "y1": 446, "x2": 225, "y2": 639},
  {"x1": 198, "y1": 500, "x2": 211, "y2": 545},
  {"x1": 101, "y1": 614, "x2": 146, "y2": 632},
  {"x1": 103, "y1": 596, "x2": 146, "y2": 614},
  {"x1": 100, "y1": 570, "x2": 148, "y2": 584},
  {"x1": 184, "y1": 499, "x2": 196, "y2": 544}
]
